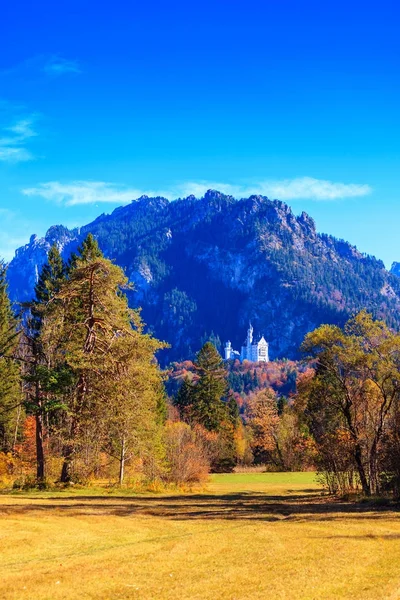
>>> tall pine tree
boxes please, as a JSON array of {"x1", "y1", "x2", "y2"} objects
[
  {"x1": 41, "y1": 234, "x2": 166, "y2": 482},
  {"x1": 0, "y1": 261, "x2": 21, "y2": 452},
  {"x1": 186, "y1": 342, "x2": 228, "y2": 431},
  {"x1": 24, "y1": 244, "x2": 67, "y2": 482}
]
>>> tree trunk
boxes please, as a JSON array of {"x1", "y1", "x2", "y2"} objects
[
  {"x1": 12, "y1": 403, "x2": 22, "y2": 453},
  {"x1": 119, "y1": 436, "x2": 126, "y2": 485},
  {"x1": 60, "y1": 375, "x2": 86, "y2": 483},
  {"x1": 369, "y1": 442, "x2": 379, "y2": 496},
  {"x1": 273, "y1": 435, "x2": 285, "y2": 470},
  {"x1": 34, "y1": 377, "x2": 46, "y2": 483},
  {"x1": 60, "y1": 416, "x2": 78, "y2": 483},
  {"x1": 354, "y1": 442, "x2": 370, "y2": 496},
  {"x1": 60, "y1": 443, "x2": 74, "y2": 483},
  {"x1": 35, "y1": 410, "x2": 45, "y2": 483},
  {"x1": 342, "y1": 402, "x2": 370, "y2": 495}
]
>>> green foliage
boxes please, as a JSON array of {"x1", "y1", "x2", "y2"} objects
[
  {"x1": 34, "y1": 245, "x2": 66, "y2": 304},
  {"x1": 174, "y1": 343, "x2": 230, "y2": 431},
  {"x1": 227, "y1": 393, "x2": 240, "y2": 425},
  {"x1": 22, "y1": 245, "x2": 69, "y2": 481},
  {"x1": 172, "y1": 342, "x2": 238, "y2": 472},
  {"x1": 67, "y1": 233, "x2": 103, "y2": 270},
  {"x1": 174, "y1": 377, "x2": 195, "y2": 422},
  {"x1": 0, "y1": 262, "x2": 21, "y2": 452},
  {"x1": 200, "y1": 331, "x2": 222, "y2": 353},
  {"x1": 190, "y1": 342, "x2": 228, "y2": 431},
  {"x1": 41, "y1": 235, "x2": 167, "y2": 483}
]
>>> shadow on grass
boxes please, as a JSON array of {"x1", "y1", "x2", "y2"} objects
[{"x1": 1, "y1": 491, "x2": 399, "y2": 522}]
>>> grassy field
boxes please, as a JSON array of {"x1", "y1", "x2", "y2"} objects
[{"x1": 1, "y1": 472, "x2": 400, "y2": 600}]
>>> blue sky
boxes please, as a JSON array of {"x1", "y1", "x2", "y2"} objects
[{"x1": 1, "y1": 0, "x2": 399, "y2": 266}]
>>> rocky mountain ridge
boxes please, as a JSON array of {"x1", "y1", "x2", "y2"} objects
[
  {"x1": 390, "y1": 262, "x2": 400, "y2": 278},
  {"x1": 7, "y1": 190, "x2": 400, "y2": 363}
]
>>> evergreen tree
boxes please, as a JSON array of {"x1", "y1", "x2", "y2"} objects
[
  {"x1": 227, "y1": 393, "x2": 240, "y2": 425},
  {"x1": 41, "y1": 234, "x2": 166, "y2": 483},
  {"x1": 173, "y1": 345, "x2": 237, "y2": 472},
  {"x1": 191, "y1": 342, "x2": 228, "y2": 431},
  {"x1": 0, "y1": 261, "x2": 21, "y2": 452},
  {"x1": 34, "y1": 245, "x2": 66, "y2": 304},
  {"x1": 67, "y1": 232, "x2": 102, "y2": 271},
  {"x1": 24, "y1": 244, "x2": 68, "y2": 482},
  {"x1": 174, "y1": 377, "x2": 195, "y2": 423}
]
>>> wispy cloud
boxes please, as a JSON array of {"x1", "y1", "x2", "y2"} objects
[
  {"x1": 7, "y1": 118, "x2": 37, "y2": 138},
  {"x1": 22, "y1": 176, "x2": 372, "y2": 206},
  {"x1": 43, "y1": 56, "x2": 82, "y2": 76},
  {"x1": 0, "y1": 116, "x2": 38, "y2": 163},
  {"x1": 0, "y1": 146, "x2": 33, "y2": 163},
  {"x1": 261, "y1": 177, "x2": 371, "y2": 200},
  {"x1": 177, "y1": 177, "x2": 372, "y2": 201},
  {"x1": 22, "y1": 181, "x2": 146, "y2": 206},
  {"x1": 1, "y1": 55, "x2": 82, "y2": 79}
]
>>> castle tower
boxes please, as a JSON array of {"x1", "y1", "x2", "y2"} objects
[
  {"x1": 224, "y1": 340, "x2": 233, "y2": 360},
  {"x1": 247, "y1": 323, "x2": 253, "y2": 345},
  {"x1": 256, "y1": 336, "x2": 269, "y2": 362},
  {"x1": 235, "y1": 323, "x2": 269, "y2": 363}
]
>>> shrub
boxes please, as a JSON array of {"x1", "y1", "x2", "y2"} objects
[
  {"x1": 164, "y1": 421, "x2": 210, "y2": 484},
  {"x1": 0, "y1": 452, "x2": 20, "y2": 488}
]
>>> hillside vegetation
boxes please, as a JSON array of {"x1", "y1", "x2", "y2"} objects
[{"x1": 8, "y1": 190, "x2": 400, "y2": 363}]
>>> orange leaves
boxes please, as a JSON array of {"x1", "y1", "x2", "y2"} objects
[{"x1": 245, "y1": 388, "x2": 279, "y2": 452}]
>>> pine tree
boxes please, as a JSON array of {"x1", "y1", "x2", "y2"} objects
[
  {"x1": 191, "y1": 342, "x2": 228, "y2": 431},
  {"x1": 227, "y1": 393, "x2": 240, "y2": 425},
  {"x1": 41, "y1": 234, "x2": 166, "y2": 483},
  {"x1": 174, "y1": 377, "x2": 195, "y2": 422},
  {"x1": 67, "y1": 232, "x2": 102, "y2": 272},
  {"x1": 34, "y1": 245, "x2": 66, "y2": 305},
  {"x1": 24, "y1": 244, "x2": 67, "y2": 482},
  {"x1": 0, "y1": 261, "x2": 21, "y2": 452}
]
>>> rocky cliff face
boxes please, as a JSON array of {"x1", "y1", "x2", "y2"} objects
[
  {"x1": 7, "y1": 226, "x2": 79, "y2": 303},
  {"x1": 7, "y1": 190, "x2": 400, "y2": 363}
]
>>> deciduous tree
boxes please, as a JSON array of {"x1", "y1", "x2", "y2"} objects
[{"x1": 301, "y1": 310, "x2": 400, "y2": 495}]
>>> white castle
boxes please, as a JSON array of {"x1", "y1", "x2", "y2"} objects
[{"x1": 224, "y1": 323, "x2": 269, "y2": 363}]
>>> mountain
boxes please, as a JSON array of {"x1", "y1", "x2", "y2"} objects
[
  {"x1": 390, "y1": 262, "x2": 400, "y2": 278},
  {"x1": 7, "y1": 190, "x2": 400, "y2": 364}
]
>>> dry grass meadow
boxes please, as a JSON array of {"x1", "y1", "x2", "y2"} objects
[{"x1": 1, "y1": 472, "x2": 400, "y2": 600}]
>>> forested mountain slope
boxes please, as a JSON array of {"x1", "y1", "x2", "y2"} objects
[{"x1": 7, "y1": 190, "x2": 400, "y2": 363}]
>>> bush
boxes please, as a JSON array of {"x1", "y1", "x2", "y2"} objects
[
  {"x1": 164, "y1": 421, "x2": 210, "y2": 484},
  {"x1": 0, "y1": 452, "x2": 20, "y2": 488},
  {"x1": 315, "y1": 430, "x2": 359, "y2": 495}
]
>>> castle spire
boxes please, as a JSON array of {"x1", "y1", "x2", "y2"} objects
[{"x1": 247, "y1": 322, "x2": 253, "y2": 345}]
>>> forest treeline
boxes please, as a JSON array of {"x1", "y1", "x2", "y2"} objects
[{"x1": 1, "y1": 237, "x2": 400, "y2": 497}]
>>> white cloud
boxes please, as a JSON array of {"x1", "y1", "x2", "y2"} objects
[
  {"x1": 0, "y1": 116, "x2": 38, "y2": 163},
  {"x1": 1, "y1": 55, "x2": 82, "y2": 78},
  {"x1": 22, "y1": 176, "x2": 372, "y2": 207},
  {"x1": 7, "y1": 118, "x2": 37, "y2": 138},
  {"x1": 177, "y1": 177, "x2": 372, "y2": 201},
  {"x1": 0, "y1": 146, "x2": 33, "y2": 162},
  {"x1": 43, "y1": 56, "x2": 82, "y2": 76},
  {"x1": 22, "y1": 181, "x2": 146, "y2": 206},
  {"x1": 260, "y1": 177, "x2": 372, "y2": 200}
]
